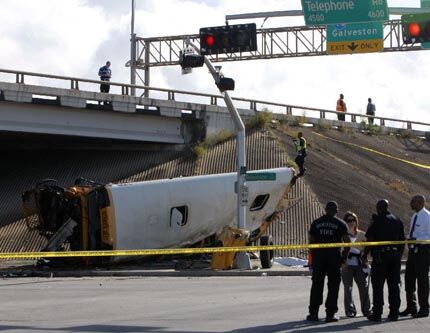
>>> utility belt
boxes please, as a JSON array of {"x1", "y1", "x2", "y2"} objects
[
  {"x1": 348, "y1": 252, "x2": 361, "y2": 259},
  {"x1": 408, "y1": 243, "x2": 430, "y2": 254},
  {"x1": 375, "y1": 246, "x2": 400, "y2": 253}
]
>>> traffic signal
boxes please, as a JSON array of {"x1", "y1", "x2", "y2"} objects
[
  {"x1": 200, "y1": 23, "x2": 257, "y2": 55},
  {"x1": 216, "y1": 77, "x2": 235, "y2": 92},
  {"x1": 402, "y1": 13, "x2": 430, "y2": 44},
  {"x1": 179, "y1": 53, "x2": 205, "y2": 69}
]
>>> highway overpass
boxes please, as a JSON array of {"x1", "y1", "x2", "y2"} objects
[{"x1": 1, "y1": 68, "x2": 429, "y2": 148}]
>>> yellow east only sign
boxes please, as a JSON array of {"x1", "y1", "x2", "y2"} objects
[{"x1": 327, "y1": 39, "x2": 384, "y2": 55}]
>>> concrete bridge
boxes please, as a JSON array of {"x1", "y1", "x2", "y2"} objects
[{"x1": 0, "y1": 68, "x2": 429, "y2": 146}]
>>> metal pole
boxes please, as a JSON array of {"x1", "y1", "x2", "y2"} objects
[
  {"x1": 130, "y1": 0, "x2": 136, "y2": 96},
  {"x1": 224, "y1": 92, "x2": 247, "y2": 229},
  {"x1": 226, "y1": 10, "x2": 303, "y2": 22},
  {"x1": 144, "y1": 41, "x2": 150, "y2": 98},
  {"x1": 186, "y1": 40, "x2": 247, "y2": 230}
]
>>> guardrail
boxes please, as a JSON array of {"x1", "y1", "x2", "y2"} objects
[{"x1": 1, "y1": 68, "x2": 429, "y2": 132}]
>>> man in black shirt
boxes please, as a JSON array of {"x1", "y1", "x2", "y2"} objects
[
  {"x1": 363, "y1": 199, "x2": 405, "y2": 322},
  {"x1": 307, "y1": 201, "x2": 350, "y2": 322},
  {"x1": 400, "y1": 195, "x2": 430, "y2": 318}
]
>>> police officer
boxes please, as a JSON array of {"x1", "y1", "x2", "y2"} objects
[
  {"x1": 400, "y1": 195, "x2": 430, "y2": 318},
  {"x1": 307, "y1": 201, "x2": 350, "y2": 322},
  {"x1": 293, "y1": 132, "x2": 307, "y2": 177},
  {"x1": 98, "y1": 61, "x2": 112, "y2": 93},
  {"x1": 363, "y1": 199, "x2": 405, "y2": 322}
]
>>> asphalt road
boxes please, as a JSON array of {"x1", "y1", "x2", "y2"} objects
[{"x1": 0, "y1": 276, "x2": 429, "y2": 333}]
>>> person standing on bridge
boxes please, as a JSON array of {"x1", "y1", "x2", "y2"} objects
[
  {"x1": 336, "y1": 94, "x2": 347, "y2": 121},
  {"x1": 307, "y1": 201, "x2": 350, "y2": 323},
  {"x1": 400, "y1": 195, "x2": 430, "y2": 318},
  {"x1": 363, "y1": 199, "x2": 405, "y2": 322},
  {"x1": 366, "y1": 98, "x2": 376, "y2": 125},
  {"x1": 98, "y1": 61, "x2": 112, "y2": 93}
]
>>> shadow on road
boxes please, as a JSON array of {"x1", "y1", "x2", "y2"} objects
[
  {"x1": 217, "y1": 318, "x2": 387, "y2": 333},
  {"x1": 0, "y1": 318, "x2": 417, "y2": 333},
  {"x1": 0, "y1": 325, "x2": 163, "y2": 332}
]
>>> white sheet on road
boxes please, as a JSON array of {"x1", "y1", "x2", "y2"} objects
[{"x1": 274, "y1": 257, "x2": 308, "y2": 267}]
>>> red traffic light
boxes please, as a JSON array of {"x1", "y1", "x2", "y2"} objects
[
  {"x1": 204, "y1": 34, "x2": 215, "y2": 47},
  {"x1": 402, "y1": 13, "x2": 430, "y2": 44},
  {"x1": 409, "y1": 22, "x2": 421, "y2": 37},
  {"x1": 199, "y1": 23, "x2": 257, "y2": 56}
]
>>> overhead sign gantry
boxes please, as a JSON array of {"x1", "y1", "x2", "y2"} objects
[{"x1": 128, "y1": 3, "x2": 430, "y2": 95}]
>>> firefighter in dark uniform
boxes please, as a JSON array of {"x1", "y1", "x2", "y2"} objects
[
  {"x1": 362, "y1": 199, "x2": 405, "y2": 322},
  {"x1": 307, "y1": 201, "x2": 350, "y2": 322}
]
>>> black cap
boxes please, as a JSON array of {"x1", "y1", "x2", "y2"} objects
[
  {"x1": 376, "y1": 199, "x2": 389, "y2": 211},
  {"x1": 326, "y1": 201, "x2": 338, "y2": 211}
]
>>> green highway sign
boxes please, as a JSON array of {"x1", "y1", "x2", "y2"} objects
[
  {"x1": 327, "y1": 21, "x2": 384, "y2": 54},
  {"x1": 327, "y1": 22, "x2": 383, "y2": 42},
  {"x1": 245, "y1": 172, "x2": 276, "y2": 181},
  {"x1": 301, "y1": 0, "x2": 389, "y2": 25}
]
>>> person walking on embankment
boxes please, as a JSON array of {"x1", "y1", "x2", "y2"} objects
[{"x1": 294, "y1": 132, "x2": 307, "y2": 177}]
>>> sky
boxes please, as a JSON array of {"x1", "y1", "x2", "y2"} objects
[{"x1": 0, "y1": 0, "x2": 429, "y2": 128}]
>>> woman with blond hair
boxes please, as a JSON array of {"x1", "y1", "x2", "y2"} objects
[{"x1": 342, "y1": 211, "x2": 371, "y2": 317}]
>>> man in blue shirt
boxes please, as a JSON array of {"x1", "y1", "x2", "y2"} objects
[{"x1": 98, "y1": 61, "x2": 112, "y2": 93}]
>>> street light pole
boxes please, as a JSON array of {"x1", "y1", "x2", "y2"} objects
[
  {"x1": 130, "y1": 0, "x2": 137, "y2": 96},
  {"x1": 185, "y1": 40, "x2": 248, "y2": 231}
]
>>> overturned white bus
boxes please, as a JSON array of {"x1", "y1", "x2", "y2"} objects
[{"x1": 23, "y1": 168, "x2": 294, "y2": 268}]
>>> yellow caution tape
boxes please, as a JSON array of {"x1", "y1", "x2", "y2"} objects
[
  {"x1": 1, "y1": 240, "x2": 430, "y2": 260},
  {"x1": 313, "y1": 132, "x2": 430, "y2": 170}
]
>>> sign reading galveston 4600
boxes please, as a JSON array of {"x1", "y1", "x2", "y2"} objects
[{"x1": 301, "y1": 0, "x2": 389, "y2": 25}]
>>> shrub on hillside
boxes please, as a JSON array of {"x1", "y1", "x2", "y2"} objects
[
  {"x1": 360, "y1": 121, "x2": 381, "y2": 136},
  {"x1": 193, "y1": 129, "x2": 234, "y2": 158},
  {"x1": 246, "y1": 110, "x2": 273, "y2": 129}
]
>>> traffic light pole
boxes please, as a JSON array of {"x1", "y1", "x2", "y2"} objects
[
  {"x1": 130, "y1": 0, "x2": 137, "y2": 96},
  {"x1": 186, "y1": 40, "x2": 248, "y2": 232}
]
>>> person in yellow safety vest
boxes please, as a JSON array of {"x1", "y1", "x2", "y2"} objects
[
  {"x1": 294, "y1": 132, "x2": 307, "y2": 177},
  {"x1": 336, "y1": 94, "x2": 347, "y2": 121}
]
